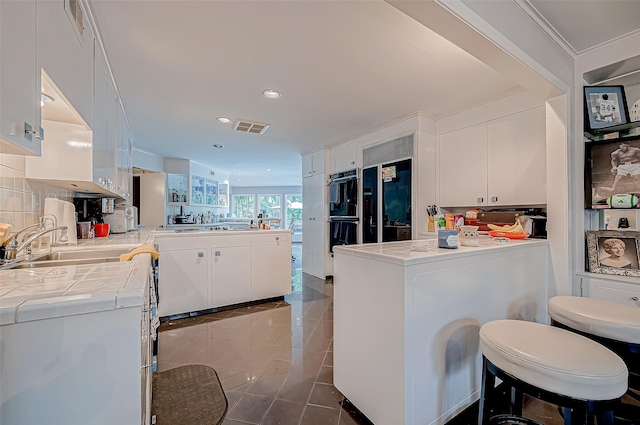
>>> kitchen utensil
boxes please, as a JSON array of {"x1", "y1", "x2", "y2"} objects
[{"x1": 428, "y1": 216, "x2": 435, "y2": 232}]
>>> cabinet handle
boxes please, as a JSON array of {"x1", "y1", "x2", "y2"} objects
[
  {"x1": 491, "y1": 196, "x2": 498, "y2": 203},
  {"x1": 632, "y1": 296, "x2": 639, "y2": 301},
  {"x1": 477, "y1": 197, "x2": 484, "y2": 203},
  {"x1": 275, "y1": 237, "x2": 279, "y2": 240},
  {"x1": 215, "y1": 251, "x2": 221, "y2": 257},
  {"x1": 197, "y1": 252, "x2": 204, "y2": 258}
]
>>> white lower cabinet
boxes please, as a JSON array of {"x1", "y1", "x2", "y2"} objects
[
  {"x1": 252, "y1": 233, "x2": 292, "y2": 300},
  {"x1": 158, "y1": 248, "x2": 209, "y2": 317},
  {"x1": 211, "y1": 245, "x2": 252, "y2": 308},
  {"x1": 581, "y1": 274, "x2": 640, "y2": 307},
  {"x1": 156, "y1": 231, "x2": 292, "y2": 317}
]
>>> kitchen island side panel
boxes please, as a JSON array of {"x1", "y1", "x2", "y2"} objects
[
  {"x1": 0, "y1": 307, "x2": 143, "y2": 425},
  {"x1": 408, "y1": 244, "x2": 548, "y2": 424},
  {"x1": 333, "y1": 253, "x2": 408, "y2": 425},
  {"x1": 333, "y1": 242, "x2": 549, "y2": 425}
]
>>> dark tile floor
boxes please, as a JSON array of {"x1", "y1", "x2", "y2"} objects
[{"x1": 157, "y1": 243, "x2": 565, "y2": 425}]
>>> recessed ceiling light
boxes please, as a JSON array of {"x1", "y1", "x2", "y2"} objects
[
  {"x1": 41, "y1": 93, "x2": 53, "y2": 107},
  {"x1": 262, "y1": 89, "x2": 281, "y2": 99},
  {"x1": 266, "y1": 168, "x2": 272, "y2": 171},
  {"x1": 212, "y1": 144, "x2": 224, "y2": 149},
  {"x1": 217, "y1": 117, "x2": 231, "y2": 123}
]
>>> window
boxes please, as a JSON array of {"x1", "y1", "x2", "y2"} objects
[
  {"x1": 232, "y1": 194, "x2": 255, "y2": 218},
  {"x1": 286, "y1": 194, "x2": 303, "y2": 233},
  {"x1": 258, "y1": 195, "x2": 281, "y2": 219}
]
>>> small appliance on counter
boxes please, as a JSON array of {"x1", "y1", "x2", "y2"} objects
[
  {"x1": 127, "y1": 206, "x2": 138, "y2": 231},
  {"x1": 103, "y1": 206, "x2": 129, "y2": 234}
]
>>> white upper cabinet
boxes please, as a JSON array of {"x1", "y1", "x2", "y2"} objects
[
  {"x1": 0, "y1": 0, "x2": 41, "y2": 156},
  {"x1": 37, "y1": 0, "x2": 95, "y2": 128},
  {"x1": 331, "y1": 143, "x2": 357, "y2": 173},
  {"x1": 438, "y1": 124, "x2": 488, "y2": 208},
  {"x1": 438, "y1": 107, "x2": 546, "y2": 208},
  {"x1": 302, "y1": 149, "x2": 326, "y2": 177},
  {"x1": 487, "y1": 106, "x2": 546, "y2": 206}
]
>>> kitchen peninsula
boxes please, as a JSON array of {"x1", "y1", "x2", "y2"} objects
[
  {"x1": 333, "y1": 237, "x2": 549, "y2": 425},
  {"x1": 154, "y1": 228, "x2": 292, "y2": 317}
]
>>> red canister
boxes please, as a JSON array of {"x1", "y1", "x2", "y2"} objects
[{"x1": 93, "y1": 223, "x2": 110, "y2": 237}]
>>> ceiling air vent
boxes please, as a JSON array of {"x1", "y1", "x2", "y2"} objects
[{"x1": 233, "y1": 119, "x2": 270, "y2": 134}]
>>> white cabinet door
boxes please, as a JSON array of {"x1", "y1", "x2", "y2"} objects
[
  {"x1": 312, "y1": 150, "x2": 325, "y2": 174},
  {"x1": 303, "y1": 150, "x2": 327, "y2": 177},
  {"x1": 332, "y1": 143, "x2": 357, "y2": 173},
  {"x1": 158, "y1": 249, "x2": 209, "y2": 317},
  {"x1": 302, "y1": 173, "x2": 326, "y2": 278},
  {"x1": 93, "y1": 46, "x2": 109, "y2": 188},
  {"x1": 211, "y1": 246, "x2": 252, "y2": 308},
  {"x1": 37, "y1": 0, "x2": 95, "y2": 128},
  {"x1": 251, "y1": 233, "x2": 292, "y2": 300},
  {"x1": 0, "y1": 0, "x2": 40, "y2": 156},
  {"x1": 581, "y1": 275, "x2": 640, "y2": 307},
  {"x1": 438, "y1": 124, "x2": 488, "y2": 207},
  {"x1": 488, "y1": 106, "x2": 546, "y2": 206},
  {"x1": 302, "y1": 153, "x2": 314, "y2": 177}
]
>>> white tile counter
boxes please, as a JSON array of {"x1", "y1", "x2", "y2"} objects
[{"x1": 333, "y1": 236, "x2": 548, "y2": 265}]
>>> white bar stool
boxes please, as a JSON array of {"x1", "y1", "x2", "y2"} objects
[
  {"x1": 549, "y1": 296, "x2": 640, "y2": 421},
  {"x1": 479, "y1": 319, "x2": 628, "y2": 425}
]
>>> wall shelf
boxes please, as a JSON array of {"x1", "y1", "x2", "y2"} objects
[{"x1": 584, "y1": 120, "x2": 640, "y2": 142}]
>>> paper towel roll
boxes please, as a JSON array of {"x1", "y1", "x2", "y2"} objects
[
  {"x1": 43, "y1": 198, "x2": 77, "y2": 245},
  {"x1": 43, "y1": 198, "x2": 64, "y2": 225},
  {"x1": 61, "y1": 200, "x2": 77, "y2": 245}
]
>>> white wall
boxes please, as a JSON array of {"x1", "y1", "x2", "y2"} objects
[{"x1": 132, "y1": 148, "x2": 163, "y2": 173}]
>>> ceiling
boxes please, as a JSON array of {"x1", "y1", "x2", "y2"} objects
[{"x1": 87, "y1": 0, "x2": 640, "y2": 187}]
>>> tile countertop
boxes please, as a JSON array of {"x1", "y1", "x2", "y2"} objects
[
  {"x1": 0, "y1": 228, "x2": 156, "y2": 326},
  {"x1": 0, "y1": 226, "x2": 291, "y2": 326},
  {"x1": 333, "y1": 236, "x2": 548, "y2": 266}
]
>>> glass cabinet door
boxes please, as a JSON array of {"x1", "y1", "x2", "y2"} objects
[
  {"x1": 205, "y1": 179, "x2": 218, "y2": 205},
  {"x1": 218, "y1": 183, "x2": 228, "y2": 206},
  {"x1": 191, "y1": 175, "x2": 205, "y2": 204},
  {"x1": 167, "y1": 173, "x2": 188, "y2": 203}
]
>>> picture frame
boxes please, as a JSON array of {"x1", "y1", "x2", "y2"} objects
[
  {"x1": 584, "y1": 136, "x2": 640, "y2": 207},
  {"x1": 584, "y1": 85, "x2": 629, "y2": 131},
  {"x1": 586, "y1": 230, "x2": 640, "y2": 277}
]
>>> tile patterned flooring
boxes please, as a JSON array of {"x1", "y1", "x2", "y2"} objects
[
  {"x1": 158, "y1": 244, "x2": 372, "y2": 425},
  {"x1": 157, "y1": 243, "x2": 565, "y2": 425}
]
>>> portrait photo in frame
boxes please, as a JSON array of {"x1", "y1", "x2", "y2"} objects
[
  {"x1": 586, "y1": 230, "x2": 640, "y2": 277},
  {"x1": 584, "y1": 85, "x2": 629, "y2": 131}
]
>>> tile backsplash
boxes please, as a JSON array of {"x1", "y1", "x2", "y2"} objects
[{"x1": 0, "y1": 154, "x2": 74, "y2": 232}]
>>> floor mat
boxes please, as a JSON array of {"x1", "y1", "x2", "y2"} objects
[{"x1": 152, "y1": 365, "x2": 228, "y2": 425}]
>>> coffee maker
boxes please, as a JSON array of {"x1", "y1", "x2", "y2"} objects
[{"x1": 73, "y1": 197, "x2": 115, "y2": 224}]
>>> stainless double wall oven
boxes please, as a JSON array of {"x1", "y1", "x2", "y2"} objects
[{"x1": 328, "y1": 169, "x2": 358, "y2": 252}]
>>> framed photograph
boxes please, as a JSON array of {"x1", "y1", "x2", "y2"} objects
[
  {"x1": 586, "y1": 230, "x2": 640, "y2": 276},
  {"x1": 584, "y1": 85, "x2": 629, "y2": 131},
  {"x1": 585, "y1": 137, "x2": 640, "y2": 206}
]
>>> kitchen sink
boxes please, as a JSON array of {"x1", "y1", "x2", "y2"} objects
[
  {"x1": 30, "y1": 249, "x2": 132, "y2": 262},
  {"x1": 11, "y1": 257, "x2": 123, "y2": 269},
  {"x1": 3, "y1": 248, "x2": 133, "y2": 270}
]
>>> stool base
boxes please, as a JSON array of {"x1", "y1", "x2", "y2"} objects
[{"x1": 479, "y1": 356, "x2": 622, "y2": 425}]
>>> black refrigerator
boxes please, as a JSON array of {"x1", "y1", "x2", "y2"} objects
[{"x1": 362, "y1": 158, "x2": 411, "y2": 243}]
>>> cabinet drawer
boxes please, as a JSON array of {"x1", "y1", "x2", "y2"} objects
[
  {"x1": 582, "y1": 276, "x2": 640, "y2": 307},
  {"x1": 211, "y1": 235, "x2": 251, "y2": 247},
  {"x1": 265, "y1": 234, "x2": 290, "y2": 243}
]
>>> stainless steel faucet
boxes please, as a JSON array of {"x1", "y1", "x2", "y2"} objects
[{"x1": 3, "y1": 226, "x2": 68, "y2": 262}]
